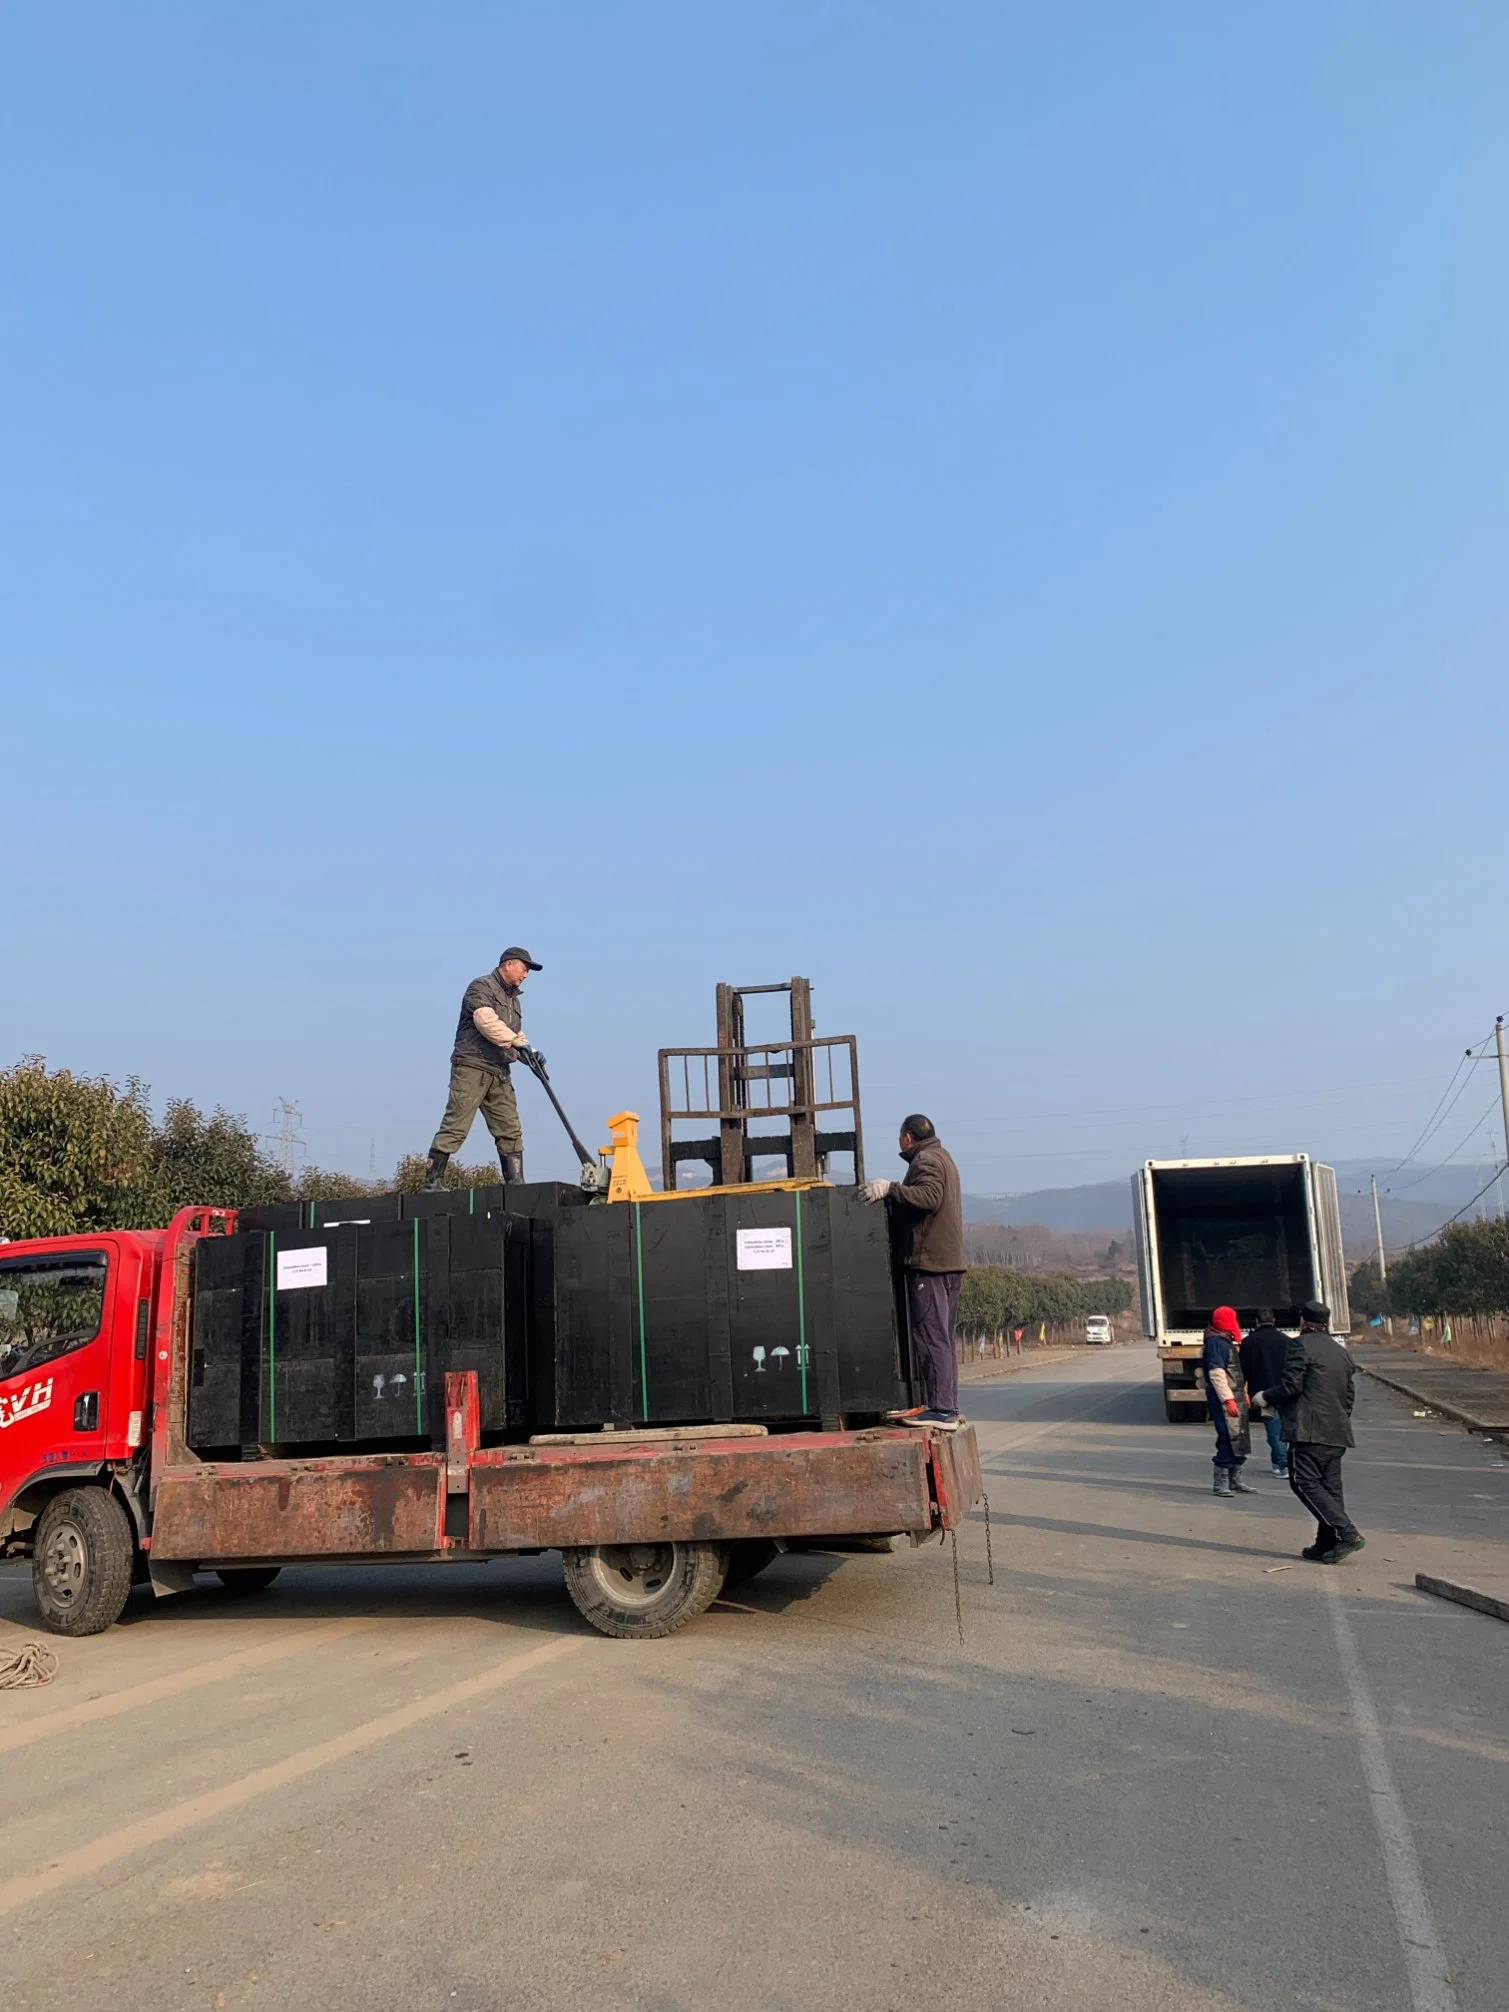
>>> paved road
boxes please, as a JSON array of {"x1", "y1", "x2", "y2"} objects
[{"x1": 3, "y1": 1346, "x2": 1506, "y2": 2012}]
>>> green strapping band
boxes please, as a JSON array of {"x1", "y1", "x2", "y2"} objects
[
  {"x1": 795, "y1": 1193, "x2": 809, "y2": 1413},
  {"x1": 412, "y1": 1217, "x2": 423, "y2": 1431},
  {"x1": 633, "y1": 1202, "x2": 648, "y2": 1423},
  {"x1": 267, "y1": 1231, "x2": 277, "y2": 1441}
]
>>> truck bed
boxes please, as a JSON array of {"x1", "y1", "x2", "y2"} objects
[{"x1": 148, "y1": 1420, "x2": 979, "y2": 1566}]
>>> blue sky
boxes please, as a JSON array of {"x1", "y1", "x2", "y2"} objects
[{"x1": 3, "y1": 3, "x2": 1506, "y2": 1192}]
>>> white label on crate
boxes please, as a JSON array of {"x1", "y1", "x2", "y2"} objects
[
  {"x1": 276, "y1": 1247, "x2": 328, "y2": 1291},
  {"x1": 736, "y1": 1228, "x2": 793, "y2": 1271}
]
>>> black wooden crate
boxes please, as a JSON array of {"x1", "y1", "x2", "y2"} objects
[
  {"x1": 187, "y1": 1212, "x2": 528, "y2": 1453},
  {"x1": 399, "y1": 1181, "x2": 586, "y2": 1222},
  {"x1": 527, "y1": 1186, "x2": 907, "y2": 1433}
]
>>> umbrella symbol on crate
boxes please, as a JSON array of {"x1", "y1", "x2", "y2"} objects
[{"x1": 770, "y1": 1347, "x2": 791, "y2": 1370}]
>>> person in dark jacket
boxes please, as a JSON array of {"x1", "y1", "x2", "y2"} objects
[
  {"x1": 424, "y1": 947, "x2": 543, "y2": 1189},
  {"x1": 861, "y1": 1114, "x2": 964, "y2": 1431},
  {"x1": 1240, "y1": 1309, "x2": 1292, "y2": 1478},
  {"x1": 1203, "y1": 1305, "x2": 1254, "y2": 1497},
  {"x1": 1251, "y1": 1300, "x2": 1363, "y2": 1563}
]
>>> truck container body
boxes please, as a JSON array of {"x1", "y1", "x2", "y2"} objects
[
  {"x1": 1130, "y1": 1156, "x2": 1349, "y2": 1421},
  {"x1": 0, "y1": 1208, "x2": 975, "y2": 1641}
]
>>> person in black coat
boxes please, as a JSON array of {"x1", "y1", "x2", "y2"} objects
[
  {"x1": 1240, "y1": 1309, "x2": 1292, "y2": 1479},
  {"x1": 1250, "y1": 1300, "x2": 1364, "y2": 1564}
]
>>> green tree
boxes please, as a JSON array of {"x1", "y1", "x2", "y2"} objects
[
  {"x1": 1348, "y1": 1257, "x2": 1390, "y2": 1320},
  {"x1": 390, "y1": 1153, "x2": 499, "y2": 1194},
  {"x1": 151, "y1": 1098, "x2": 292, "y2": 1215},
  {"x1": 955, "y1": 1264, "x2": 1131, "y2": 1333},
  {"x1": 1386, "y1": 1219, "x2": 1509, "y2": 1316},
  {"x1": 0, "y1": 1056, "x2": 158, "y2": 1238},
  {"x1": 0, "y1": 1056, "x2": 303, "y2": 1237}
]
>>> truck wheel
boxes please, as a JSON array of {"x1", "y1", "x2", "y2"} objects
[
  {"x1": 561, "y1": 1542, "x2": 728, "y2": 1639},
  {"x1": 722, "y1": 1539, "x2": 780, "y2": 1590},
  {"x1": 32, "y1": 1488, "x2": 135, "y2": 1637},
  {"x1": 215, "y1": 1567, "x2": 282, "y2": 1595},
  {"x1": 1165, "y1": 1396, "x2": 1196, "y2": 1422}
]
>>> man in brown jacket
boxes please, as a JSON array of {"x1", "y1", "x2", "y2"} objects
[{"x1": 861, "y1": 1114, "x2": 964, "y2": 1429}]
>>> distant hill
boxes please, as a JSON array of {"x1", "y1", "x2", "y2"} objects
[
  {"x1": 965, "y1": 1161, "x2": 1504, "y2": 1259},
  {"x1": 965, "y1": 1182, "x2": 1131, "y2": 1232}
]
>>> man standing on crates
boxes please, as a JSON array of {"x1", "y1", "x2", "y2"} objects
[
  {"x1": 423, "y1": 947, "x2": 543, "y2": 1190},
  {"x1": 861, "y1": 1114, "x2": 964, "y2": 1431}
]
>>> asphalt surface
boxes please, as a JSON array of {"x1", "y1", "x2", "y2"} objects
[{"x1": 3, "y1": 1345, "x2": 1506, "y2": 2012}]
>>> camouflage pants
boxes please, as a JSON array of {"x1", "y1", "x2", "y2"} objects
[{"x1": 431, "y1": 1065, "x2": 522, "y2": 1155}]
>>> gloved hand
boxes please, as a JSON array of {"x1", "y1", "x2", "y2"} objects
[
  {"x1": 859, "y1": 1178, "x2": 893, "y2": 1204},
  {"x1": 1224, "y1": 1399, "x2": 1239, "y2": 1418}
]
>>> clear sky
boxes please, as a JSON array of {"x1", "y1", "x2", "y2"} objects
[{"x1": 3, "y1": 4, "x2": 1506, "y2": 1193}]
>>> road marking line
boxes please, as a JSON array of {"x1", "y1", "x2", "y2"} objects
[
  {"x1": 1328, "y1": 1587, "x2": 1458, "y2": 2012},
  {"x1": 0, "y1": 1618, "x2": 377, "y2": 1756},
  {"x1": 0, "y1": 1633, "x2": 584, "y2": 1917}
]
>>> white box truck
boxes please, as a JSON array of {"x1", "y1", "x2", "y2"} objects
[{"x1": 1130, "y1": 1156, "x2": 1350, "y2": 1422}]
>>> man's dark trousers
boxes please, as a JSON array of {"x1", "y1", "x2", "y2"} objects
[
  {"x1": 907, "y1": 1271, "x2": 962, "y2": 1414},
  {"x1": 1289, "y1": 1443, "x2": 1359, "y2": 1549}
]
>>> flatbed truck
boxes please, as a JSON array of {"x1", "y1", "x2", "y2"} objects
[{"x1": 0, "y1": 1208, "x2": 980, "y2": 1639}]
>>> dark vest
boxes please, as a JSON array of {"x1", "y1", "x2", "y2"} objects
[{"x1": 449, "y1": 970, "x2": 523, "y2": 1075}]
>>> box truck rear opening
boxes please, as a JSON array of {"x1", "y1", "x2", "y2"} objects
[{"x1": 1131, "y1": 1157, "x2": 1349, "y2": 1422}]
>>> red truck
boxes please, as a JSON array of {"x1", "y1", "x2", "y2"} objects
[{"x1": 0, "y1": 1207, "x2": 981, "y2": 1640}]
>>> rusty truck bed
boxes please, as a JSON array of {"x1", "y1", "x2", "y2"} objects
[{"x1": 149, "y1": 1417, "x2": 982, "y2": 1567}]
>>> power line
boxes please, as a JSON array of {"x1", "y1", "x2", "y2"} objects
[
  {"x1": 1403, "y1": 1160, "x2": 1509, "y2": 1249},
  {"x1": 1387, "y1": 1091, "x2": 1501, "y2": 1193},
  {"x1": 1378, "y1": 1031, "x2": 1494, "y2": 1183}
]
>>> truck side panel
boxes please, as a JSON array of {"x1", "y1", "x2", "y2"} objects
[
  {"x1": 1312, "y1": 1163, "x2": 1351, "y2": 1332},
  {"x1": 151, "y1": 1456, "x2": 446, "y2": 1559},
  {"x1": 468, "y1": 1434, "x2": 932, "y2": 1550},
  {"x1": 1130, "y1": 1169, "x2": 1158, "y2": 1339}
]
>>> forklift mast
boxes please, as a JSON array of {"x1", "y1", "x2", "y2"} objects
[{"x1": 658, "y1": 977, "x2": 865, "y2": 1191}]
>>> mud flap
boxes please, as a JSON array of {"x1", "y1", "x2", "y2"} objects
[{"x1": 148, "y1": 1560, "x2": 198, "y2": 1597}]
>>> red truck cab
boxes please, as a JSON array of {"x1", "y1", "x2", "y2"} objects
[{"x1": 0, "y1": 1227, "x2": 161, "y2": 1532}]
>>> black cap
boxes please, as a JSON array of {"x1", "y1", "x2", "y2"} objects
[
  {"x1": 1302, "y1": 1299, "x2": 1331, "y2": 1324},
  {"x1": 499, "y1": 946, "x2": 542, "y2": 971}
]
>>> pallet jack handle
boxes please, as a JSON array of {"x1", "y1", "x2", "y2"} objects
[{"x1": 517, "y1": 1050, "x2": 599, "y2": 1176}]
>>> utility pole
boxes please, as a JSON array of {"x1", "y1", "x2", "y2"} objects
[
  {"x1": 1496, "y1": 1017, "x2": 1509, "y2": 1195},
  {"x1": 1371, "y1": 1175, "x2": 1391, "y2": 1336},
  {"x1": 1371, "y1": 1176, "x2": 1388, "y2": 1286}
]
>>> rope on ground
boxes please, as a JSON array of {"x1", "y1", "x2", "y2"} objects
[
  {"x1": 0, "y1": 1641, "x2": 59, "y2": 1690},
  {"x1": 982, "y1": 1486, "x2": 995, "y2": 1587}
]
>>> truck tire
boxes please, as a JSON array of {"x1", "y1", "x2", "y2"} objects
[
  {"x1": 1165, "y1": 1395, "x2": 1198, "y2": 1422},
  {"x1": 722, "y1": 1539, "x2": 780, "y2": 1590},
  {"x1": 32, "y1": 1487, "x2": 135, "y2": 1637},
  {"x1": 561, "y1": 1542, "x2": 728, "y2": 1640},
  {"x1": 215, "y1": 1567, "x2": 282, "y2": 1595}
]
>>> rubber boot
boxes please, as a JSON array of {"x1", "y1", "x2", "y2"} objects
[
  {"x1": 1228, "y1": 1464, "x2": 1255, "y2": 1495},
  {"x1": 1212, "y1": 1465, "x2": 1231, "y2": 1496},
  {"x1": 500, "y1": 1151, "x2": 524, "y2": 1185},
  {"x1": 423, "y1": 1149, "x2": 449, "y2": 1192}
]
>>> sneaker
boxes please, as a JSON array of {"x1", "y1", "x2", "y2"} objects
[
  {"x1": 887, "y1": 1405, "x2": 928, "y2": 1420},
  {"x1": 900, "y1": 1408, "x2": 961, "y2": 1432},
  {"x1": 1271, "y1": 1465, "x2": 1289, "y2": 1479},
  {"x1": 1317, "y1": 1536, "x2": 1366, "y2": 1565},
  {"x1": 1301, "y1": 1544, "x2": 1327, "y2": 1561}
]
